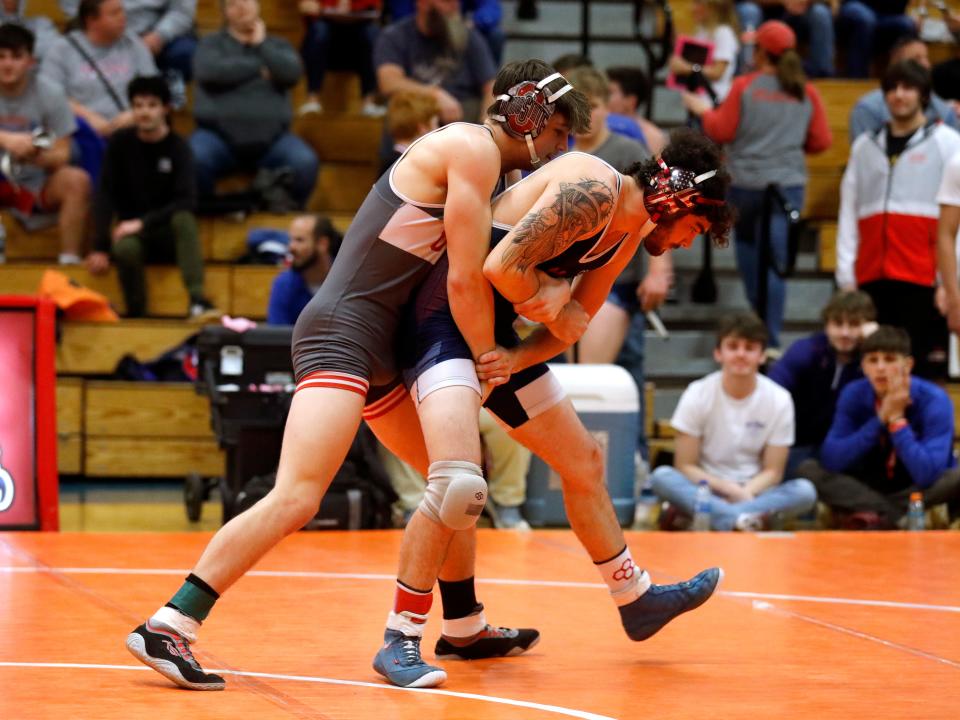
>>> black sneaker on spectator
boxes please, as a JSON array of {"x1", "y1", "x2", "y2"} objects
[{"x1": 188, "y1": 299, "x2": 222, "y2": 324}]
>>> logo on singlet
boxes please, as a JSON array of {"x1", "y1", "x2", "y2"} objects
[
  {"x1": 430, "y1": 233, "x2": 447, "y2": 252},
  {"x1": 0, "y1": 446, "x2": 15, "y2": 513}
]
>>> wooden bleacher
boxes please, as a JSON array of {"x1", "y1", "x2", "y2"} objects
[
  {"x1": 0, "y1": 263, "x2": 289, "y2": 318},
  {"x1": 55, "y1": 379, "x2": 224, "y2": 478},
  {"x1": 803, "y1": 79, "x2": 875, "y2": 275},
  {"x1": 3, "y1": 210, "x2": 355, "y2": 263}
]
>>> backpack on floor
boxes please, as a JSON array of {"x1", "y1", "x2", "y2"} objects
[{"x1": 234, "y1": 425, "x2": 397, "y2": 529}]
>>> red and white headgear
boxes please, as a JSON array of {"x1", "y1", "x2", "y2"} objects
[
  {"x1": 643, "y1": 157, "x2": 724, "y2": 224},
  {"x1": 491, "y1": 72, "x2": 574, "y2": 165}
]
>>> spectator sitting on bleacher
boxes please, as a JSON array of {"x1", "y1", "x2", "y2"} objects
[
  {"x1": 374, "y1": 0, "x2": 496, "y2": 125},
  {"x1": 568, "y1": 66, "x2": 650, "y2": 162},
  {"x1": 86, "y1": 75, "x2": 216, "y2": 319},
  {"x1": 837, "y1": 60, "x2": 960, "y2": 380},
  {"x1": 190, "y1": 0, "x2": 319, "y2": 209},
  {"x1": 59, "y1": 0, "x2": 197, "y2": 88},
  {"x1": 552, "y1": 54, "x2": 646, "y2": 144},
  {"x1": 0, "y1": 23, "x2": 90, "y2": 265},
  {"x1": 41, "y1": 0, "x2": 157, "y2": 138},
  {"x1": 386, "y1": 0, "x2": 505, "y2": 65},
  {"x1": 606, "y1": 66, "x2": 667, "y2": 154},
  {"x1": 649, "y1": 311, "x2": 818, "y2": 531},
  {"x1": 849, "y1": 34, "x2": 959, "y2": 142},
  {"x1": 835, "y1": 0, "x2": 915, "y2": 78},
  {"x1": 799, "y1": 326, "x2": 960, "y2": 529},
  {"x1": 734, "y1": 0, "x2": 834, "y2": 78},
  {"x1": 266, "y1": 214, "x2": 341, "y2": 325},
  {"x1": 683, "y1": 20, "x2": 832, "y2": 348},
  {"x1": 297, "y1": 0, "x2": 382, "y2": 116},
  {"x1": 380, "y1": 88, "x2": 438, "y2": 174},
  {"x1": 768, "y1": 289, "x2": 876, "y2": 475},
  {"x1": 667, "y1": 0, "x2": 740, "y2": 101},
  {"x1": 1, "y1": 0, "x2": 61, "y2": 61}
]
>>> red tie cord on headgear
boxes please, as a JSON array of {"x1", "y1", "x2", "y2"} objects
[{"x1": 644, "y1": 157, "x2": 724, "y2": 223}]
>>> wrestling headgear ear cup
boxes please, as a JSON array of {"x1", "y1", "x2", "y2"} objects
[
  {"x1": 491, "y1": 72, "x2": 574, "y2": 164},
  {"x1": 643, "y1": 157, "x2": 724, "y2": 223}
]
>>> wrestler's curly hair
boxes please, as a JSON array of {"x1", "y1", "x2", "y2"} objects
[{"x1": 625, "y1": 127, "x2": 735, "y2": 246}]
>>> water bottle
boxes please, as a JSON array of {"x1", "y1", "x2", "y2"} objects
[
  {"x1": 632, "y1": 455, "x2": 659, "y2": 530},
  {"x1": 741, "y1": 24, "x2": 756, "y2": 73},
  {"x1": 692, "y1": 480, "x2": 712, "y2": 532},
  {"x1": 907, "y1": 492, "x2": 926, "y2": 531}
]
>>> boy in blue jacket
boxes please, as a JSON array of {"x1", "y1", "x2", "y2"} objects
[
  {"x1": 769, "y1": 290, "x2": 875, "y2": 474},
  {"x1": 803, "y1": 325, "x2": 960, "y2": 528}
]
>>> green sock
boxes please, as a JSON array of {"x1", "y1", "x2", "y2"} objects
[{"x1": 167, "y1": 573, "x2": 220, "y2": 622}]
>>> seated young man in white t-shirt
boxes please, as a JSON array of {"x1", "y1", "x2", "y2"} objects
[{"x1": 650, "y1": 311, "x2": 817, "y2": 530}]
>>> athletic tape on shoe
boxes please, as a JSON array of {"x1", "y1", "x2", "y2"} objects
[{"x1": 419, "y1": 460, "x2": 487, "y2": 531}]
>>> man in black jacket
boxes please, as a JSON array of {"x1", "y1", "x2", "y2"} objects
[{"x1": 85, "y1": 75, "x2": 217, "y2": 319}]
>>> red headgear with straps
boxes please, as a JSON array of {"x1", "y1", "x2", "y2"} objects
[
  {"x1": 644, "y1": 158, "x2": 724, "y2": 223},
  {"x1": 491, "y1": 72, "x2": 574, "y2": 164}
]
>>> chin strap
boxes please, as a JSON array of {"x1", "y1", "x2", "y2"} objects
[{"x1": 525, "y1": 134, "x2": 541, "y2": 166}]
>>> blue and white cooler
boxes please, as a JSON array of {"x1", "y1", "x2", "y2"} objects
[{"x1": 523, "y1": 363, "x2": 638, "y2": 527}]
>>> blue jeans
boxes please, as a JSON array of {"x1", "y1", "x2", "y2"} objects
[
  {"x1": 189, "y1": 128, "x2": 320, "y2": 207},
  {"x1": 729, "y1": 184, "x2": 805, "y2": 348},
  {"x1": 301, "y1": 18, "x2": 379, "y2": 96},
  {"x1": 737, "y1": 2, "x2": 834, "y2": 77},
  {"x1": 158, "y1": 34, "x2": 197, "y2": 82},
  {"x1": 650, "y1": 466, "x2": 818, "y2": 530},
  {"x1": 837, "y1": 2, "x2": 916, "y2": 78}
]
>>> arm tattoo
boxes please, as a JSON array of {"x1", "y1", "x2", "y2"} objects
[{"x1": 501, "y1": 178, "x2": 615, "y2": 273}]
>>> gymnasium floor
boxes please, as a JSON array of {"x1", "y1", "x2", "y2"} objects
[{"x1": 2, "y1": 524, "x2": 958, "y2": 719}]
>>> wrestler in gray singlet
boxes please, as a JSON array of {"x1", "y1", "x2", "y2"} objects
[{"x1": 291, "y1": 123, "x2": 498, "y2": 411}]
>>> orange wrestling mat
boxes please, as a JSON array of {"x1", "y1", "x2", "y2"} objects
[{"x1": 1, "y1": 530, "x2": 958, "y2": 719}]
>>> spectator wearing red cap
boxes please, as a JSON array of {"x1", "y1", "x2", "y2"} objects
[{"x1": 683, "y1": 20, "x2": 831, "y2": 348}]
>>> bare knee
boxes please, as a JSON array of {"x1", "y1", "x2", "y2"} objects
[
  {"x1": 561, "y1": 439, "x2": 605, "y2": 496},
  {"x1": 266, "y1": 485, "x2": 323, "y2": 532},
  {"x1": 49, "y1": 167, "x2": 91, "y2": 206}
]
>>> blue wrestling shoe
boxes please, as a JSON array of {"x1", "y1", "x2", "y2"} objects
[
  {"x1": 618, "y1": 567, "x2": 723, "y2": 641},
  {"x1": 373, "y1": 629, "x2": 447, "y2": 688}
]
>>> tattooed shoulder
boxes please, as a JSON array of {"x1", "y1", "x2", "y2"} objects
[{"x1": 501, "y1": 177, "x2": 615, "y2": 273}]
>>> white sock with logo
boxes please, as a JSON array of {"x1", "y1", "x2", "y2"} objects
[
  {"x1": 595, "y1": 546, "x2": 651, "y2": 607},
  {"x1": 151, "y1": 605, "x2": 200, "y2": 643}
]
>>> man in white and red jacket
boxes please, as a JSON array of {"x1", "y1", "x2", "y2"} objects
[{"x1": 837, "y1": 60, "x2": 960, "y2": 380}]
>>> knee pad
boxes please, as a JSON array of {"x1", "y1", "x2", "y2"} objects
[{"x1": 418, "y1": 460, "x2": 487, "y2": 531}]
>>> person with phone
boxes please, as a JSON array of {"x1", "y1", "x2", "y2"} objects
[
  {"x1": 669, "y1": 0, "x2": 739, "y2": 101},
  {"x1": 683, "y1": 20, "x2": 831, "y2": 349}
]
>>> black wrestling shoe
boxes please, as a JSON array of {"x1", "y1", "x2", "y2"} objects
[
  {"x1": 126, "y1": 620, "x2": 225, "y2": 690},
  {"x1": 434, "y1": 625, "x2": 540, "y2": 660}
]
